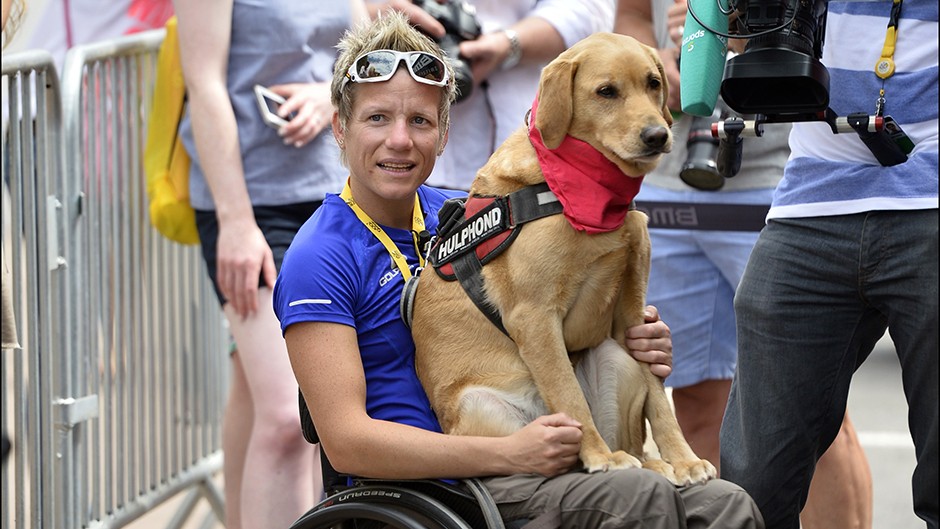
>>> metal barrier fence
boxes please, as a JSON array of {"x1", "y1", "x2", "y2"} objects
[
  {"x1": 3, "y1": 29, "x2": 229, "y2": 529},
  {"x1": 2, "y1": 48, "x2": 64, "y2": 529}
]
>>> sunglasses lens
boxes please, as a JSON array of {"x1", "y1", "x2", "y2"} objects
[
  {"x1": 408, "y1": 53, "x2": 446, "y2": 83},
  {"x1": 354, "y1": 50, "x2": 396, "y2": 81}
]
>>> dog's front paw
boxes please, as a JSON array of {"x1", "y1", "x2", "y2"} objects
[
  {"x1": 583, "y1": 450, "x2": 643, "y2": 473},
  {"x1": 668, "y1": 458, "x2": 717, "y2": 486},
  {"x1": 641, "y1": 458, "x2": 717, "y2": 486},
  {"x1": 641, "y1": 458, "x2": 678, "y2": 483}
]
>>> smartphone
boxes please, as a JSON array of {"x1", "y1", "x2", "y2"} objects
[
  {"x1": 882, "y1": 115, "x2": 916, "y2": 155},
  {"x1": 253, "y1": 84, "x2": 295, "y2": 129}
]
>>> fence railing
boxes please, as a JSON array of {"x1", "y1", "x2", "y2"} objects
[{"x1": 3, "y1": 28, "x2": 228, "y2": 529}]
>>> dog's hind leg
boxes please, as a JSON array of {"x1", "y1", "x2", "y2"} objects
[
  {"x1": 450, "y1": 385, "x2": 546, "y2": 438},
  {"x1": 575, "y1": 339, "x2": 645, "y2": 469},
  {"x1": 579, "y1": 340, "x2": 716, "y2": 486}
]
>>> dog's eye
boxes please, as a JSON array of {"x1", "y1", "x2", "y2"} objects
[
  {"x1": 596, "y1": 85, "x2": 618, "y2": 98},
  {"x1": 648, "y1": 76, "x2": 662, "y2": 91}
]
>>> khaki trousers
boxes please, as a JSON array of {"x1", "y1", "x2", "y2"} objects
[{"x1": 484, "y1": 469, "x2": 763, "y2": 529}]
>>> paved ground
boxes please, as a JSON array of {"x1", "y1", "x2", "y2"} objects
[{"x1": 129, "y1": 337, "x2": 922, "y2": 529}]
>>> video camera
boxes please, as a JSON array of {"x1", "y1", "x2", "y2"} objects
[{"x1": 680, "y1": 0, "x2": 913, "y2": 178}]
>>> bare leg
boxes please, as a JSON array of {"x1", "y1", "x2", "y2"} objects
[
  {"x1": 222, "y1": 349, "x2": 252, "y2": 529},
  {"x1": 801, "y1": 413, "x2": 873, "y2": 529},
  {"x1": 224, "y1": 288, "x2": 321, "y2": 528},
  {"x1": 672, "y1": 379, "x2": 732, "y2": 472}
]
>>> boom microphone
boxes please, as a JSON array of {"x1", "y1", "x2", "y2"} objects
[{"x1": 680, "y1": 0, "x2": 729, "y2": 117}]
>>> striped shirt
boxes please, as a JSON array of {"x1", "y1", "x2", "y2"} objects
[{"x1": 770, "y1": 0, "x2": 939, "y2": 220}]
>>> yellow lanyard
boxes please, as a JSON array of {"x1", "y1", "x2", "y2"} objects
[
  {"x1": 874, "y1": 0, "x2": 903, "y2": 114},
  {"x1": 340, "y1": 180, "x2": 426, "y2": 282}
]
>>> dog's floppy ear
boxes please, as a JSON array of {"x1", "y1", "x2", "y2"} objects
[
  {"x1": 643, "y1": 44, "x2": 673, "y2": 127},
  {"x1": 535, "y1": 58, "x2": 577, "y2": 149}
]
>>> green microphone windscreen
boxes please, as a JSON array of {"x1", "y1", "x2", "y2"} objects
[{"x1": 680, "y1": 0, "x2": 730, "y2": 117}]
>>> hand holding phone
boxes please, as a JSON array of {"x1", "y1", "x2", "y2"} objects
[{"x1": 253, "y1": 85, "x2": 296, "y2": 129}]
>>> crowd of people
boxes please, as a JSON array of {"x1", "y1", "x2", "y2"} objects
[{"x1": 4, "y1": 0, "x2": 936, "y2": 528}]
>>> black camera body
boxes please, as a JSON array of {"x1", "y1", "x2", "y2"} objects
[
  {"x1": 720, "y1": 0, "x2": 830, "y2": 117},
  {"x1": 412, "y1": 0, "x2": 482, "y2": 103}
]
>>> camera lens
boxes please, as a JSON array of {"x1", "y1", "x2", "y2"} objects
[
  {"x1": 451, "y1": 62, "x2": 474, "y2": 102},
  {"x1": 680, "y1": 113, "x2": 724, "y2": 191},
  {"x1": 740, "y1": 0, "x2": 824, "y2": 56},
  {"x1": 680, "y1": 153, "x2": 723, "y2": 190},
  {"x1": 412, "y1": 0, "x2": 482, "y2": 104},
  {"x1": 438, "y1": 34, "x2": 475, "y2": 102}
]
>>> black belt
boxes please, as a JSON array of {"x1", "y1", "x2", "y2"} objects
[{"x1": 636, "y1": 201, "x2": 769, "y2": 232}]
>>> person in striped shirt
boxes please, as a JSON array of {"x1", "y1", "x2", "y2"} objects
[{"x1": 719, "y1": 2, "x2": 938, "y2": 528}]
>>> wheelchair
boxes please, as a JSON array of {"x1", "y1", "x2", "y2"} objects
[{"x1": 288, "y1": 390, "x2": 534, "y2": 529}]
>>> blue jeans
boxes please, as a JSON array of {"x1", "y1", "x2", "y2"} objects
[{"x1": 721, "y1": 210, "x2": 938, "y2": 529}]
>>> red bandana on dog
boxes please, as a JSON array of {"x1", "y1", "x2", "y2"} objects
[{"x1": 528, "y1": 95, "x2": 643, "y2": 234}]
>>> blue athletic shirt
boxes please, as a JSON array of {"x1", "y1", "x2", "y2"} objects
[
  {"x1": 273, "y1": 185, "x2": 464, "y2": 432},
  {"x1": 771, "y1": 1, "x2": 939, "y2": 220}
]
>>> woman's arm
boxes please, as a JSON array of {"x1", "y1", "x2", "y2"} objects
[
  {"x1": 174, "y1": 0, "x2": 276, "y2": 318},
  {"x1": 350, "y1": 0, "x2": 369, "y2": 26},
  {"x1": 286, "y1": 321, "x2": 583, "y2": 479},
  {"x1": 458, "y1": 16, "x2": 565, "y2": 87},
  {"x1": 457, "y1": 0, "x2": 614, "y2": 86}
]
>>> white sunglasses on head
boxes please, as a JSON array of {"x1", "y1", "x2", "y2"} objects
[{"x1": 341, "y1": 49, "x2": 450, "y2": 91}]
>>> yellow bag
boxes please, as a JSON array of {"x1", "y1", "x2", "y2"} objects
[{"x1": 144, "y1": 16, "x2": 199, "y2": 245}]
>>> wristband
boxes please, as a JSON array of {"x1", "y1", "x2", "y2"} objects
[{"x1": 501, "y1": 29, "x2": 522, "y2": 70}]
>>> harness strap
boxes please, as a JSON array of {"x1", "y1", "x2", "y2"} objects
[
  {"x1": 506, "y1": 183, "x2": 563, "y2": 226},
  {"x1": 399, "y1": 274, "x2": 421, "y2": 329},
  {"x1": 428, "y1": 183, "x2": 564, "y2": 337},
  {"x1": 430, "y1": 183, "x2": 563, "y2": 273},
  {"x1": 452, "y1": 250, "x2": 510, "y2": 336}
]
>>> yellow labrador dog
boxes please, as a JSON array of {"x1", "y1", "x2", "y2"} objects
[{"x1": 411, "y1": 33, "x2": 715, "y2": 485}]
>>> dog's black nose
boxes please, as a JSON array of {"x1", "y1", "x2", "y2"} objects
[{"x1": 641, "y1": 126, "x2": 670, "y2": 150}]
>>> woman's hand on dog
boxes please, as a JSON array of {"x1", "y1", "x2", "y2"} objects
[
  {"x1": 625, "y1": 305, "x2": 673, "y2": 378},
  {"x1": 507, "y1": 413, "x2": 583, "y2": 477}
]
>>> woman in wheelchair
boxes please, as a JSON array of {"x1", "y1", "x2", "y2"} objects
[{"x1": 273, "y1": 12, "x2": 763, "y2": 529}]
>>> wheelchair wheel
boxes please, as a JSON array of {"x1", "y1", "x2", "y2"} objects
[
  {"x1": 289, "y1": 484, "x2": 475, "y2": 529},
  {"x1": 289, "y1": 502, "x2": 431, "y2": 529}
]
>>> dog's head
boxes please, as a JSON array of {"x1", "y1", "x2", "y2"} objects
[{"x1": 534, "y1": 33, "x2": 673, "y2": 177}]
